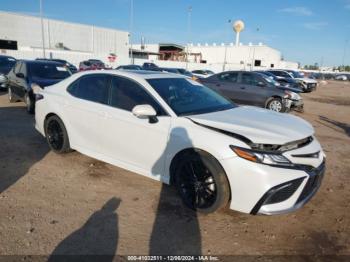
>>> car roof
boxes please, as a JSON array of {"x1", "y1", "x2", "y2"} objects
[
  {"x1": 72, "y1": 69, "x2": 185, "y2": 80},
  {"x1": 18, "y1": 59, "x2": 65, "y2": 66},
  {"x1": 0, "y1": 55, "x2": 16, "y2": 60}
]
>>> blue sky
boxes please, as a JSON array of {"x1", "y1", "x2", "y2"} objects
[{"x1": 1, "y1": 0, "x2": 350, "y2": 66}]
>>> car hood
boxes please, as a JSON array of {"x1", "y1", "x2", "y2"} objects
[
  {"x1": 277, "y1": 85, "x2": 302, "y2": 93},
  {"x1": 32, "y1": 77, "x2": 63, "y2": 88},
  {"x1": 295, "y1": 77, "x2": 317, "y2": 84},
  {"x1": 188, "y1": 106, "x2": 314, "y2": 145}
]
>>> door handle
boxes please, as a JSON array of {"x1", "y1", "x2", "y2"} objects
[
  {"x1": 240, "y1": 86, "x2": 246, "y2": 89},
  {"x1": 216, "y1": 83, "x2": 221, "y2": 87}
]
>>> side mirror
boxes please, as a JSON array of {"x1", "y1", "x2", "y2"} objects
[
  {"x1": 132, "y1": 104, "x2": 158, "y2": 123},
  {"x1": 16, "y1": 73, "x2": 25, "y2": 78},
  {"x1": 257, "y1": 81, "x2": 266, "y2": 87}
]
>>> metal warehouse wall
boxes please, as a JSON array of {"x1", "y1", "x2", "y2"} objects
[{"x1": 0, "y1": 11, "x2": 129, "y2": 62}]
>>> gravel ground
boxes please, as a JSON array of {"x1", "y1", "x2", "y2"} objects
[{"x1": 0, "y1": 81, "x2": 349, "y2": 259}]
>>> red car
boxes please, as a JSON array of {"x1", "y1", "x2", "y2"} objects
[{"x1": 79, "y1": 59, "x2": 107, "y2": 71}]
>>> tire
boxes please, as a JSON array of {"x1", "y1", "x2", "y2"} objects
[
  {"x1": 44, "y1": 115, "x2": 72, "y2": 154},
  {"x1": 266, "y1": 97, "x2": 285, "y2": 113},
  {"x1": 24, "y1": 92, "x2": 35, "y2": 114},
  {"x1": 8, "y1": 87, "x2": 16, "y2": 103},
  {"x1": 173, "y1": 150, "x2": 230, "y2": 214}
]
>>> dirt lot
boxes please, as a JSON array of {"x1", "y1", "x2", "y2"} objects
[{"x1": 0, "y1": 81, "x2": 349, "y2": 259}]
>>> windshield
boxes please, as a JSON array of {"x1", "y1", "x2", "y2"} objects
[
  {"x1": 147, "y1": 78, "x2": 235, "y2": 116},
  {"x1": 177, "y1": 69, "x2": 193, "y2": 77},
  {"x1": 289, "y1": 71, "x2": 304, "y2": 78},
  {"x1": 29, "y1": 63, "x2": 72, "y2": 79},
  {"x1": 259, "y1": 74, "x2": 280, "y2": 86}
]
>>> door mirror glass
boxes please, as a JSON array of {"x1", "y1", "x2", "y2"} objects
[
  {"x1": 257, "y1": 81, "x2": 266, "y2": 87},
  {"x1": 16, "y1": 73, "x2": 25, "y2": 78},
  {"x1": 132, "y1": 104, "x2": 157, "y2": 119}
]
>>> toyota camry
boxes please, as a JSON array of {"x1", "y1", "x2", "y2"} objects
[{"x1": 35, "y1": 70, "x2": 326, "y2": 215}]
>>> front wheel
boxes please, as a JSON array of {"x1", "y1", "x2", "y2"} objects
[
  {"x1": 44, "y1": 115, "x2": 72, "y2": 154},
  {"x1": 24, "y1": 93, "x2": 35, "y2": 114},
  {"x1": 174, "y1": 151, "x2": 230, "y2": 213},
  {"x1": 8, "y1": 87, "x2": 16, "y2": 103},
  {"x1": 267, "y1": 98, "x2": 285, "y2": 113}
]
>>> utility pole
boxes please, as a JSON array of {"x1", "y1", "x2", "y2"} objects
[
  {"x1": 223, "y1": 19, "x2": 231, "y2": 72},
  {"x1": 39, "y1": 0, "x2": 46, "y2": 58},
  {"x1": 129, "y1": 0, "x2": 134, "y2": 64},
  {"x1": 341, "y1": 39, "x2": 348, "y2": 72},
  {"x1": 186, "y1": 6, "x2": 192, "y2": 70}
]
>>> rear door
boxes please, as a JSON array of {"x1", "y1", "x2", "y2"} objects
[{"x1": 63, "y1": 74, "x2": 111, "y2": 153}]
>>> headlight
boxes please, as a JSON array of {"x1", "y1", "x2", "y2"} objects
[{"x1": 230, "y1": 146, "x2": 293, "y2": 167}]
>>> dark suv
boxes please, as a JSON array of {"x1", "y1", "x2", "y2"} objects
[
  {"x1": 0, "y1": 55, "x2": 16, "y2": 89},
  {"x1": 200, "y1": 71, "x2": 294, "y2": 112},
  {"x1": 7, "y1": 60, "x2": 72, "y2": 113},
  {"x1": 36, "y1": 58, "x2": 77, "y2": 73}
]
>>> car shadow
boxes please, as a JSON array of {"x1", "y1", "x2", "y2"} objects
[
  {"x1": 48, "y1": 197, "x2": 121, "y2": 262},
  {"x1": 150, "y1": 127, "x2": 202, "y2": 255},
  {"x1": 0, "y1": 105, "x2": 49, "y2": 193},
  {"x1": 318, "y1": 116, "x2": 350, "y2": 137}
]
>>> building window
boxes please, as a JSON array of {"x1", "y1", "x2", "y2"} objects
[
  {"x1": 254, "y1": 60, "x2": 261, "y2": 67},
  {"x1": 270, "y1": 64, "x2": 274, "y2": 68},
  {"x1": 0, "y1": 39, "x2": 18, "y2": 50}
]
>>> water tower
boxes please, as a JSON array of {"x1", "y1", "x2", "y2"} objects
[{"x1": 233, "y1": 20, "x2": 245, "y2": 46}]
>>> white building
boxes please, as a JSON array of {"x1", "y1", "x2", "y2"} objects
[
  {"x1": 0, "y1": 11, "x2": 130, "y2": 67},
  {"x1": 132, "y1": 43, "x2": 298, "y2": 72}
]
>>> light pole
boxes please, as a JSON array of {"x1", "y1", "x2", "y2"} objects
[
  {"x1": 341, "y1": 39, "x2": 348, "y2": 72},
  {"x1": 186, "y1": 6, "x2": 192, "y2": 70},
  {"x1": 129, "y1": 0, "x2": 134, "y2": 64},
  {"x1": 223, "y1": 19, "x2": 231, "y2": 72},
  {"x1": 39, "y1": 0, "x2": 46, "y2": 58}
]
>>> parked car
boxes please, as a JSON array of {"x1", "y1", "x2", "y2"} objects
[
  {"x1": 79, "y1": 59, "x2": 106, "y2": 71},
  {"x1": 116, "y1": 64, "x2": 143, "y2": 70},
  {"x1": 35, "y1": 70, "x2": 325, "y2": 215},
  {"x1": 255, "y1": 71, "x2": 303, "y2": 91},
  {"x1": 142, "y1": 62, "x2": 163, "y2": 71},
  {"x1": 0, "y1": 55, "x2": 16, "y2": 89},
  {"x1": 200, "y1": 71, "x2": 296, "y2": 112},
  {"x1": 7, "y1": 60, "x2": 72, "y2": 113},
  {"x1": 36, "y1": 58, "x2": 78, "y2": 73},
  {"x1": 255, "y1": 72, "x2": 304, "y2": 112},
  {"x1": 335, "y1": 74, "x2": 348, "y2": 81},
  {"x1": 161, "y1": 67, "x2": 195, "y2": 78},
  {"x1": 192, "y1": 69, "x2": 215, "y2": 78},
  {"x1": 268, "y1": 70, "x2": 317, "y2": 92}
]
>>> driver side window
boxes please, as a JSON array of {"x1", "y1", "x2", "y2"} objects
[
  {"x1": 110, "y1": 76, "x2": 166, "y2": 116},
  {"x1": 241, "y1": 73, "x2": 259, "y2": 86}
]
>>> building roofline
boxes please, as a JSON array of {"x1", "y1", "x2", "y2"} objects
[{"x1": 0, "y1": 10, "x2": 129, "y2": 35}]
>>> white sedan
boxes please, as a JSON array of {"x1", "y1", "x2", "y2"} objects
[{"x1": 35, "y1": 70, "x2": 326, "y2": 215}]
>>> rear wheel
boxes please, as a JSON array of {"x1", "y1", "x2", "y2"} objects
[
  {"x1": 174, "y1": 151, "x2": 230, "y2": 213},
  {"x1": 267, "y1": 98, "x2": 285, "y2": 113},
  {"x1": 24, "y1": 93, "x2": 35, "y2": 114},
  {"x1": 44, "y1": 115, "x2": 71, "y2": 154}
]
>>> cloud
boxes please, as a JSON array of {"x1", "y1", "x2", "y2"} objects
[
  {"x1": 279, "y1": 6, "x2": 313, "y2": 16},
  {"x1": 303, "y1": 22, "x2": 328, "y2": 30}
]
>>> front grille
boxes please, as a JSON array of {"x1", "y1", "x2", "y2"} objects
[{"x1": 264, "y1": 179, "x2": 304, "y2": 205}]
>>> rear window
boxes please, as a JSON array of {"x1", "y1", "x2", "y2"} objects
[{"x1": 29, "y1": 63, "x2": 71, "y2": 79}]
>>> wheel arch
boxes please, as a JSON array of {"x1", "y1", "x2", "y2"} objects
[
  {"x1": 169, "y1": 148, "x2": 231, "y2": 195},
  {"x1": 265, "y1": 95, "x2": 283, "y2": 108}
]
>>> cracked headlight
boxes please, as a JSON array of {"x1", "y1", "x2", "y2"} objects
[{"x1": 230, "y1": 146, "x2": 293, "y2": 167}]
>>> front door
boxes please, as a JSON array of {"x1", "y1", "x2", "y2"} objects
[{"x1": 101, "y1": 76, "x2": 171, "y2": 180}]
